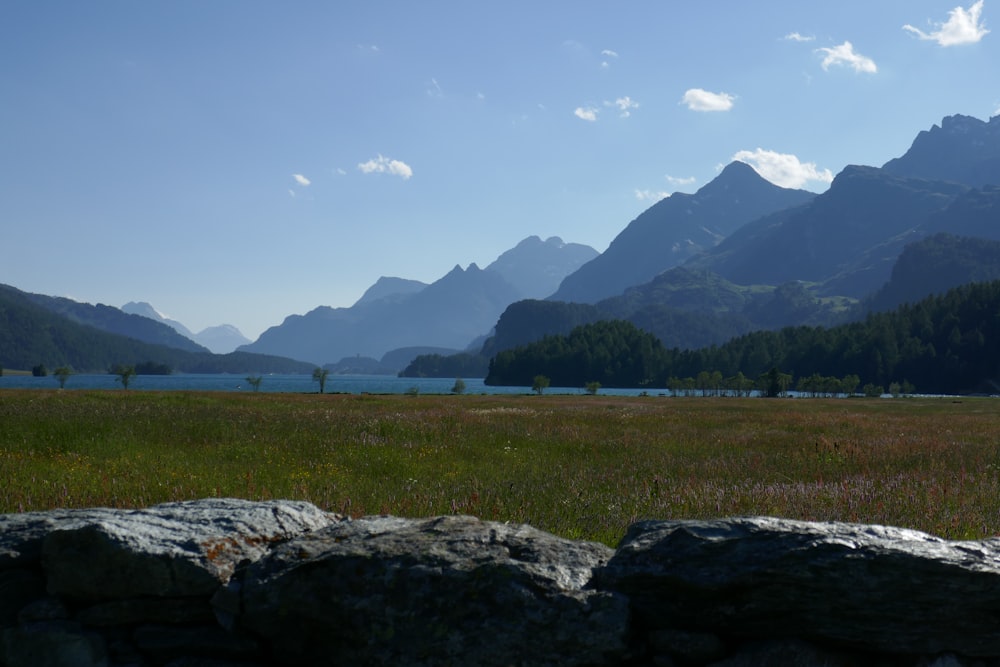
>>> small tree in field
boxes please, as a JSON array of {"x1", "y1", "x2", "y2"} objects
[
  {"x1": 452, "y1": 377, "x2": 466, "y2": 394},
  {"x1": 246, "y1": 376, "x2": 263, "y2": 392},
  {"x1": 53, "y1": 366, "x2": 74, "y2": 389},
  {"x1": 532, "y1": 375, "x2": 550, "y2": 395},
  {"x1": 585, "y1": 381, "x2": 601, "y2": 395},
  {"x1": 313, "y1": 367, "x2": 330, "y2": 394},
  {"x1": 112, "y1": 365, "x2": 136, "y2": 389}
]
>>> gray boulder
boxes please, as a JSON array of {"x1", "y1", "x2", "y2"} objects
[
  {"x1": 598, "y1": 516, "x2": 1000, "y2": 657},
  {"x1": 238, "y1": 514, "x2": 630, "y2": 666},
  {"x1": 1, "y1": 499, "x2": 340, "y2": 599}
]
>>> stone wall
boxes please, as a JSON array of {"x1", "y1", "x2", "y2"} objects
[{"x1": 2, "y1": 498, "x2": 999, "y2": 666}]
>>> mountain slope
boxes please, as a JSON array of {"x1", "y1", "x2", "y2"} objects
[
  {"x1": 549, "y1": 161, "x2": 815, "y2": 304},
  {"x1": 240, "y1": 235, "x2": 598, "y2": 365},
  {"x1": 241, "y1": 263, "x2": 522, "y2": 365},
  {"x1": 352, "y1": 277, "x2": 428, "y2": 307},
  {"x1": 485, "y1": 235, "x2": 598, "y2": 299},
  {"x1": 688, "y1": 165, "x2": 968, "y2": 296},
  {"x1": 121, "y1": 301, "x2": 251, "y2": 354},
  {"x1": 882, "y1": 114, "x2": 1000, "y2": 187},
  {"x1": 0, "y1": 284, "x2": 310, "y2": 374},
  {"x1": 194, "y1": 325, "x2": 252, "y2": 354},
  {"x1": 864, "y1": 233, "x2": 1000, "y2": 314},
  {"x1": 27, "y1": 295, "x2": 208, "y2": 353}
]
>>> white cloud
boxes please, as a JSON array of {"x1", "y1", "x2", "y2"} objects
[
  {"x1": 357, "y1": 154, "x2": 413, "y2": 180},
  {"x1": 574, "y1": 106, "x2": 599, "y2": 121},
  {"x1": 731, "y1": 148, "x2": 834, "y2": 189},
  {"x1": 606, "y1": 96, "x2": 639, "y2": 117},
  {"x1": 904, "y1": 0, "x2": 989, "y2": 46},
  {"x1": 816, "y1": 41, "x2": 877, "y2": 73},
  {"x1": 635, "y1": 189, "x2": 671, "y2": 202},
  {"x1": 784, "y1": 32, "x2": 815, "y2": 42},
  {"x1": 681, "y1": 88, "x2": 735, "y2": 112},
  {"x1": 666, "y1": 175, "x2": 697, "y2": 187},
  {"x1": 601, "y1": 49, "x2": 619, "y2": 58},
  {"x1": 292, "y1": 173, "x2": 311, "y2": 186}
]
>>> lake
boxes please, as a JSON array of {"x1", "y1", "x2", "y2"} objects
[{"x1": 0, "y1": 373, "x2": 662, "y2": 396}]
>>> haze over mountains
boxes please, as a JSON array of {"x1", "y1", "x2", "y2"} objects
[
  {"x1": 466, "y1": 113, "x2": 1000, "y2": 369},
  {"x1": 121, "y1": 302, "x2": 251, "y2": 354},
  {"x1": 5, "y1": 113, "x2": 1000, "y2": 378},
  {"x1": 549, "y1": 162, "x2": 816, "y2": 304},
  {"x1": 238, "y1": 236, "x2": 597, "y2": 366}
]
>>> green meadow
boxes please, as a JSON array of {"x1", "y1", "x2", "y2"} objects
[{"x1": 1, "y1": 389, "x2": 998, "y2": 546}]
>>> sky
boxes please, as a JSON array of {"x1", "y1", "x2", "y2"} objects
[{"x1": 3, "y1": 1, "x2": 998, "y2": 340}]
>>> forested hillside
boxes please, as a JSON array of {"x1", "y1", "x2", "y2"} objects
[
  {"x1": 486, "y1": 280, "x2": 1000, "y2": 394},
  {"x1": 0, "y1": 285, "x2": 313, "y2": 374},
  {"x1": 864, "y1": 234, "x2": 1000, "y2": 314}
]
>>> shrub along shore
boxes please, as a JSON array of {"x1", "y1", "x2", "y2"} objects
[{"x1": 1, "y1": 389, "x2": 997, "y2": 545}]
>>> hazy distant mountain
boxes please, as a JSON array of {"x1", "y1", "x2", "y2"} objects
[
  {"x1": 0, "y1": 284, "x2": 311, "y2": 374},
  {"x1": 26, "y1": 294, "x2": 207, "y2": 353},
  {"x1": 485, "y1": 236, "x2": 598, "y2": 299},
  {"x1": 242, "y1": 263, "x2": 522, "y2": 365},
  {"x1": 240, "y1": 236, "x2": 598, "y2": 365},
  {"x1": 193, "y1": 325, "x2": 252, "y2": 355},
  {"x1": 122, "y1": 301, "x2": 251, "y2": 354},
  {"x1": 121, "y1": 302, "x2": 196, "y2": 339},
  {"x1": 549, "y1": 161, "x2": 815, "y2": 304},
  {"x1": 882, "y1": 114, "x2": 1000, "y2": 187},
  {"x1": 353, "y1": 277, "x2": 428, "y2": 307}
]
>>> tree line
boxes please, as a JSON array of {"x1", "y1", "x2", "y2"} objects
[{"x1": 486, "y1": 280, "x2": 1000, "y2": 394}]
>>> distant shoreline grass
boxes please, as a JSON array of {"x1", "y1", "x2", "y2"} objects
[{"x1": 1, "y1": 389, "x2": 997, "y2": 546}]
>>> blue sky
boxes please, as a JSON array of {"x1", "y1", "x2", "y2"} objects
[{"x1": 2, "y1": 1, "x2": 997, "y2": 339}]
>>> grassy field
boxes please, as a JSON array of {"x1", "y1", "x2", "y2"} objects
[{"x1": 1, "y1": 389, "x2": 997, "y2": 546}]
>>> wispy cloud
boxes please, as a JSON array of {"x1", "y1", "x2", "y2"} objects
[
  {"x1": 292, "y1": 173, "x2": 311, "y2": 186},
  {"x1": 784, "y1": 32, "x2": 815, "y2": 42},
  {"x1": 635, "y1": 174, "x2": 697, "y2": 202},
  {"x1": 574, "y1": 106, "x2": 599, "y2": 122},
  {"x1": 666, "y1": 175, "x2": 697, "y2": 187},
  {"x1": 606, "y1": 96, "x2": 639, "y2": 117},
  {"x1": 357, "y1": 155, "x2": 413, "y2": 180},
  {"x1": 601, "y1": 49, "x2": 619, "y2": 58},
  {"x1": 681, "y1": 88, "x2": 736, "y2": 112},
  {"x1": 426, "y1": 77, "x2": 443, "y2": 97},
  {"x1": 904, "y1": 0, "x2": 989, "y2": 46},
  {"x1": 816, "y1": 41, "x2": 877, "y2": 73},
  {"x1": 634, "y1": 189, "x2": 670, "y2": 202},
  {"x1": 731, "y1": 148, "x2": 833, "y2": 189}
]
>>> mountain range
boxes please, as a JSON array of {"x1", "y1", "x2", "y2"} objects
[
  {"x1": 237, "y1": 235, "x2": 597, "y2": 366},
  {"x1": 6, "y1": 113, "x2": 1000, "y2": 378},
  {"x1": 474, "y1": 113, "x2": 1000, "y2": 363},
  {"x1": 549, "y1": 161, "x2": 816, "y2": 304},
  {"x1": 121, "y1": 302, "x2": 251, "y2": 354}
]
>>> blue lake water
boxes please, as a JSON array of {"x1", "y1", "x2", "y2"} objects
[{"x1": 0, "y1": 373, "x2": 663, "y2": 396}]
